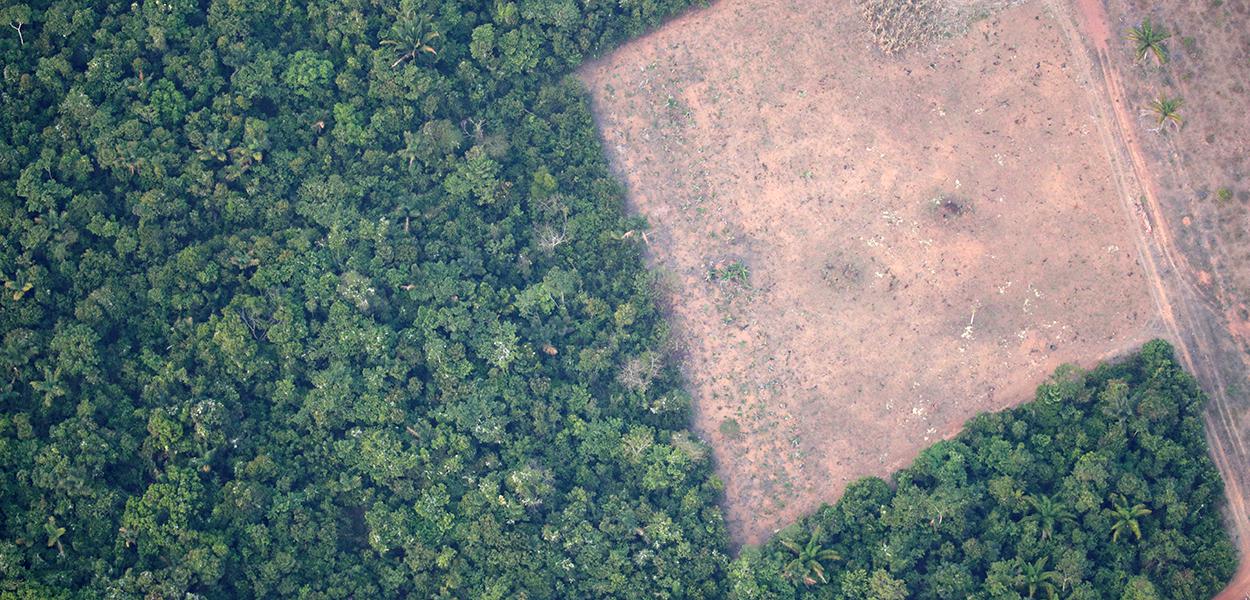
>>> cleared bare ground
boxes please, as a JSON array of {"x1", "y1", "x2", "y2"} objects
[{"x1": 582, "y1": 0, "x2": 1158, "y2": 544}]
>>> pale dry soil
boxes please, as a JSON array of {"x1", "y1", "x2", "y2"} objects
[{"x1": 583, "y1": 0, "x2": 1157, "y2": 544}]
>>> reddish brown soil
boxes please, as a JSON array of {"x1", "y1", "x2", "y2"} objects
[
  {"x1": 582, "y1": 0, "x2": 1159, "y2": 545},
  {"x1": 1066, "y1": 0, "x2": 1250, "y2": 597}
]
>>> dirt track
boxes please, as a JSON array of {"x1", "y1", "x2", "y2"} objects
[{"x1": 1064, "y1": 1, "x2": 1250, "y2": 597}]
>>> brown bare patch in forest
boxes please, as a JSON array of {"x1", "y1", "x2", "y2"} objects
[{"x1": 582, "y1": 0, "x2": 1156, "y2": 544}]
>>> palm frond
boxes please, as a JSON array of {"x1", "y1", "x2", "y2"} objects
[
  {"x1": 1148, "y1": 96, "x2": 1184, "y2": 130},
  {"x1": 1127, "y1": 18, "x2": 1170, "y2": 65},
  {"x1": 810, "y1": 561, "x2": 827, "y2": 583}
]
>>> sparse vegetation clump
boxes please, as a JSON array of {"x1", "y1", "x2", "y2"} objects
[
  {"x1": 708, "y1": 259, "x2": 752, "y2": 286},
  {"x1": 856, "y1": 0, "x2": 944, "y2": 54},
  {"x1": 855, "y1": 0, "x2": 1025, "y2": 54},
  {"x1": 819, "y1": 257, "x2": 864, "y2": 291}
]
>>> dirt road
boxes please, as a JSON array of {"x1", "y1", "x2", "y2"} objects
[{"x1": 1063, "y1": 0, "x2": 1250, "y2": 596}]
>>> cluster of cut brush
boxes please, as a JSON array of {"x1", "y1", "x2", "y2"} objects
[{"x1": 856, "y1": 0, "x2": 945, "y2": 54}]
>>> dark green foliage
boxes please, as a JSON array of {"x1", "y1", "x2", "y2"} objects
[
  {"x1": 0, "y1": 0, "x2": 1235, "y2": 597},
  {"x1": 1, "y1": 0, "x2": 726, "y2": 597},
  {"x1": 730, "y1": 341, "x2": 1237, "y2": 599},
  {"x1": 780, "y1": 526, "x2": 841, "y2": 586}
]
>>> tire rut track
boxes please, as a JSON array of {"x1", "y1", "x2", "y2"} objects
[{"x1": 1057, "y1": 0, "x2": 1250, "y2": 596}]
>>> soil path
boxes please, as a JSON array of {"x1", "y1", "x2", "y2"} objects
[{"x1": 1063, "y1": 0, "x2": 1250, "y2": 596}]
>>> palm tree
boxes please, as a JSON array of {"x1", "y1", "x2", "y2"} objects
[
  {"x1": 382, "y1": 9, "x2": 440, "y2": 68},
  {"x1": 1127, "y1": 18, "x2": 1170, "y2": 65},
  {"x1": 780, "y1": 526, "x2": 841, "y2": 586},
  {"x1": 1018, "y1": 556, "x2": 1061, "y2": 599},
  {"x1": 1108, "y1": 496, "x2": 1152, "y2": 542},
  {"x1": 398, "y1": 131, "x2": 424, "y2": 168},
  {"x1": 1146, "y1": 95, "x2": 1183, "y2": 131},
  {"x1": 45, "y1": 516, "x2": 66, "y2": 556},
  {"x1": 1021, "y1": 494, "x2": 1076, "y2": 540}
]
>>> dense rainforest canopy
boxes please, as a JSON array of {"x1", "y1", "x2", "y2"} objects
[
  {"x1": 729, "y1": 341, "x2": 1236, "y2": 599},
  {"x1": 0, "y1": 0, "x2": 1236, "y2": 597}
]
